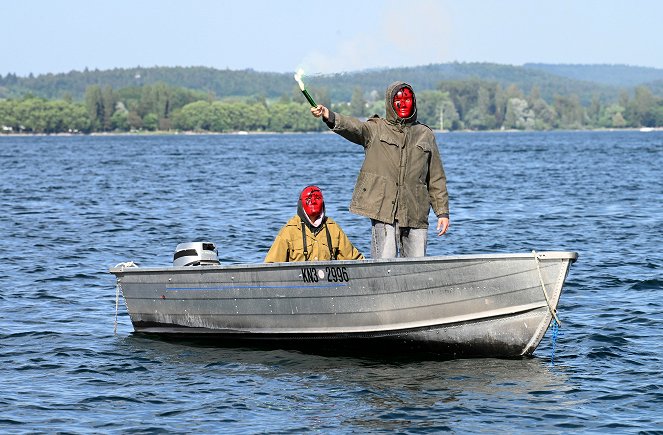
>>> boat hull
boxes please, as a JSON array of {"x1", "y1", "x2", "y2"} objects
[{"x1": 110, "y1": 252, "x2": 577, "y2": 357}]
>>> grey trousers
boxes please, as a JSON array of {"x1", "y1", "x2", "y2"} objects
[{"x1": 371, "y1": 220, "x2": 427, "y2": 259}]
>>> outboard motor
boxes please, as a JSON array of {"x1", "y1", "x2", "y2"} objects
[{"x1": 173, "y1": 242, "x2": 220, "y2": 267}]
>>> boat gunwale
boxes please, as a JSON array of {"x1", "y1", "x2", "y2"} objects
[{"x1": 109, "y1": 251, "x2": 578, "y2": 275}]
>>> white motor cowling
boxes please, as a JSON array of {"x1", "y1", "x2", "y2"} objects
[{"x1": 173, "y1": 242, "x2": 220, "y2": 267}]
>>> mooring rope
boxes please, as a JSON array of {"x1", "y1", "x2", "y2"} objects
[
  {"x1": 532, "y1": 250, "x2": 561, "y2": 326},
  {"x1": 532, "y1": 251, "x2": 563, "y2": 365},
  {"x1": 550, "y1": 318, "x2": 560, "y2": 366}
]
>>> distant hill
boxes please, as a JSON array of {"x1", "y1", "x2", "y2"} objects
[
  {"x1": 2, "y1": 62, "x2": 662, "y2": 104},
  {"x1": 0, "y1": 67, "x2": 294, "y2": 101},
  {"x1": 523, "y1": 63, "x2": 663, "y2": 88},
  {"x1": 646, "y1": 79, "x2": 663, "y2": 96},
  {"x1": 309, "y1": 63, "x2": 623, "y2": 104}
]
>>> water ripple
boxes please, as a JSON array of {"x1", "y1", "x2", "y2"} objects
[{"x1": 1, "y1": 131, "x2": 662, "y2": 433}]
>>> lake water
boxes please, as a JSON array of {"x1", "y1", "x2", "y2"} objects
[{"x1": 1, "y1": 131, "x2": 661, "y2": 433}]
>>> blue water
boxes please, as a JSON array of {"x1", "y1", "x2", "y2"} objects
[{"x1": 1, "y1": 131, "x2": 661, "y2": 433}]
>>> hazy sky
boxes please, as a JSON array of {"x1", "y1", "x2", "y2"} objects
[{"x1": 2, "y1": 0, "x2": 661, "y2": 77}]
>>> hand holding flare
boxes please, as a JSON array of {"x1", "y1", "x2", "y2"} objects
[{"x1": 294, "y1": 69, "x2": 317, "y2": 107}]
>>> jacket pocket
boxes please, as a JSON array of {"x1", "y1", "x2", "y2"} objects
[
  {"x1": 413, "y1": 140, "x2": 432, "y2": 182},
  {"x1": 351, "y1": 171, "x2": 387, "y2": 214},
  {"x1": 378, "y1": 128, "x2": 402, "y2": 148},
  {"x1": 416, "y1": 140, "x2": 432, "y2": 153}
]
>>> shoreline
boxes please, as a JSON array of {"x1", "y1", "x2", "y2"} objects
[
  {"x1": 0, "y1": 130, "x2": 333, "y2": 137},
  {"x1": 2, "y1": 127, "x2": 662, "y2": 137}
]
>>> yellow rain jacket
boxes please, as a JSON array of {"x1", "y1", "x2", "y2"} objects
[{"x1": 265, "y1": 215, "x2": 364, "y2": 263}]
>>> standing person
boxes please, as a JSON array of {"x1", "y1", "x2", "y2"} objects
[
  {"x1": 310, "y1": 81, "x2": 449, "y2": 258},
  {"x1": 265, "y1": 185, "x2": 364, "y2": 263}
]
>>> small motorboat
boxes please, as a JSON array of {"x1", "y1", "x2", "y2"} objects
[{"x1": 110, "y1": 242, "x2": 577, "y2": 358}]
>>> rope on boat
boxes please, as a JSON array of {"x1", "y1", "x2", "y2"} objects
[
  {"x1": 532, "y1": 250, "x2": 561, "y2": 327},
  {"x1": 550, "y1": 318, "x2": 560, "y2": 366},
  {"x1": 113, "y1": 262, "x2": 137, "y2": 334}
]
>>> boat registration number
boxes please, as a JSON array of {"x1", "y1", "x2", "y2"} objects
[{"x1": 301, "y1": 266, "x2": 349, "y2": 283}]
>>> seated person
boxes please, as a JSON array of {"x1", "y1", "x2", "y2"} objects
[{"x1": 265, "y1": 185, "x2": 364, "y2": 262}]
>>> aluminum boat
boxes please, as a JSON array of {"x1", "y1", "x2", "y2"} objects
[{"x1": 110, "y1": 243, "x2": 577, "y2": 357}]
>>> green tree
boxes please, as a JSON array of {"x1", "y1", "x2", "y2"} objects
[
  {"x1": 84, "y1": 85, "x2": 104, "y2": 130},
  {"x1": 267, "y1": 101, "x2": 318, "y2": 132},
  {"x1": 439, "y1": 79, "x2": 502, "y2": 130},
  {"x1": 415, "y1": 90, "x2": 450, "y2": 129},
  {"x1": 528, "y1": 86, "x2": 555, "y2": 130},
  {"x1": 588, "y1": 95, "x2": 602, "y2": 127},
  {"x1": 439, "y1": 79, "x2": 480, "y2": 121},
  {"x1": 654, "y1": 104, "x2": 663, "y2": 126},
  {"x1": 0, "y1": 99, "x2": 18, "y2": 132},
  {"x1": 504, "y1": 98, "x2": 535, "y2": 130},
  {"x1": 243, "y1": 101, "x2": 270, "y2": 131},
  {"x1": 465, "y1": 86, "x2": 496, "y2": 130},
  {"x1": 172, "y1": 101, "x2": 213, "y2": 131},
  {"x1": 599, "y1": 104, "x2": 627, "y2": 128},
  {"x1": 111, "y1": 110, "x2": 129, "y2": 131},
  {"x1": 127, "y1": 111, "x2": 143, "y2": 130},
  {"x1": 350, "y1": 87, "x2": 366, "y2": 117},
  {"x1": 627, "y1": 86, "x2": 658, "y2": 127},
  {"x1": 101, "y1": 85, "x2": 116, "y2": 131},
  {"x1": 209, "y1": 101, "x2": 232, "y2": 131},
  {"x1": 143, "y1": 113, "x2": 158, "y2": 131},
  {"x1": 553, "y1": 95, "x2": 586, "y2": 129}
]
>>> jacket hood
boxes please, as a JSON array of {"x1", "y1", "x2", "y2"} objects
[
  {"x1": 297, "y1": 186, "x2": 327, "y2": 233},
  {"x1": 385, "y1": 81, "x2": 417, "y2": 124}
]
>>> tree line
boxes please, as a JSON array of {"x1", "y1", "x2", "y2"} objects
[
  {"x1": 1, "y1": 79, "x2": 662, "y2": 134},
  {"x1": 4, "y1": 63, "x2": 663, "y2": 104}
]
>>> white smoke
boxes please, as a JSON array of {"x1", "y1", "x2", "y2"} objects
[{"x1": 298, "y1": 0, "x2": 452, "y2": 75}]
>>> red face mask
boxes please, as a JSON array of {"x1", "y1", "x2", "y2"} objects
[
  {"x1": 392, "y1": 87, "x2": 414, "y2": 118},
  {"x1": 300, "y1": 186, "x2": 324, "y2": 221}
]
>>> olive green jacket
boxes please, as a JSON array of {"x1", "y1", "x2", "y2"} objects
[
  {"x1": 265, "y1": 215, "x2": 364, "y2": 263},
  {"x1": 327, "y1": 81, "x2": 449, "y2": 229}
]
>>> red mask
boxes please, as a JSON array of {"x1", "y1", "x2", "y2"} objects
[
  {"x1": 392, "y1": 87, "x2": 414, "y2": 118},
  {"x1": 300, "y1": 186, "x2": 324, "y2": 221}
]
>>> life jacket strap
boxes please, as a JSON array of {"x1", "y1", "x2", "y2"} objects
[
  {"x1": 325, "y1": 223, "x2": 337, "y2": 260},
  {"x1": 300, "y1": 221, "x2": 309, "y2": 260}
]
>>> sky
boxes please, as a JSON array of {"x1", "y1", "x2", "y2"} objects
[{"x1": 2, "y1": 0, "x2": 662, "y2": 78}]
